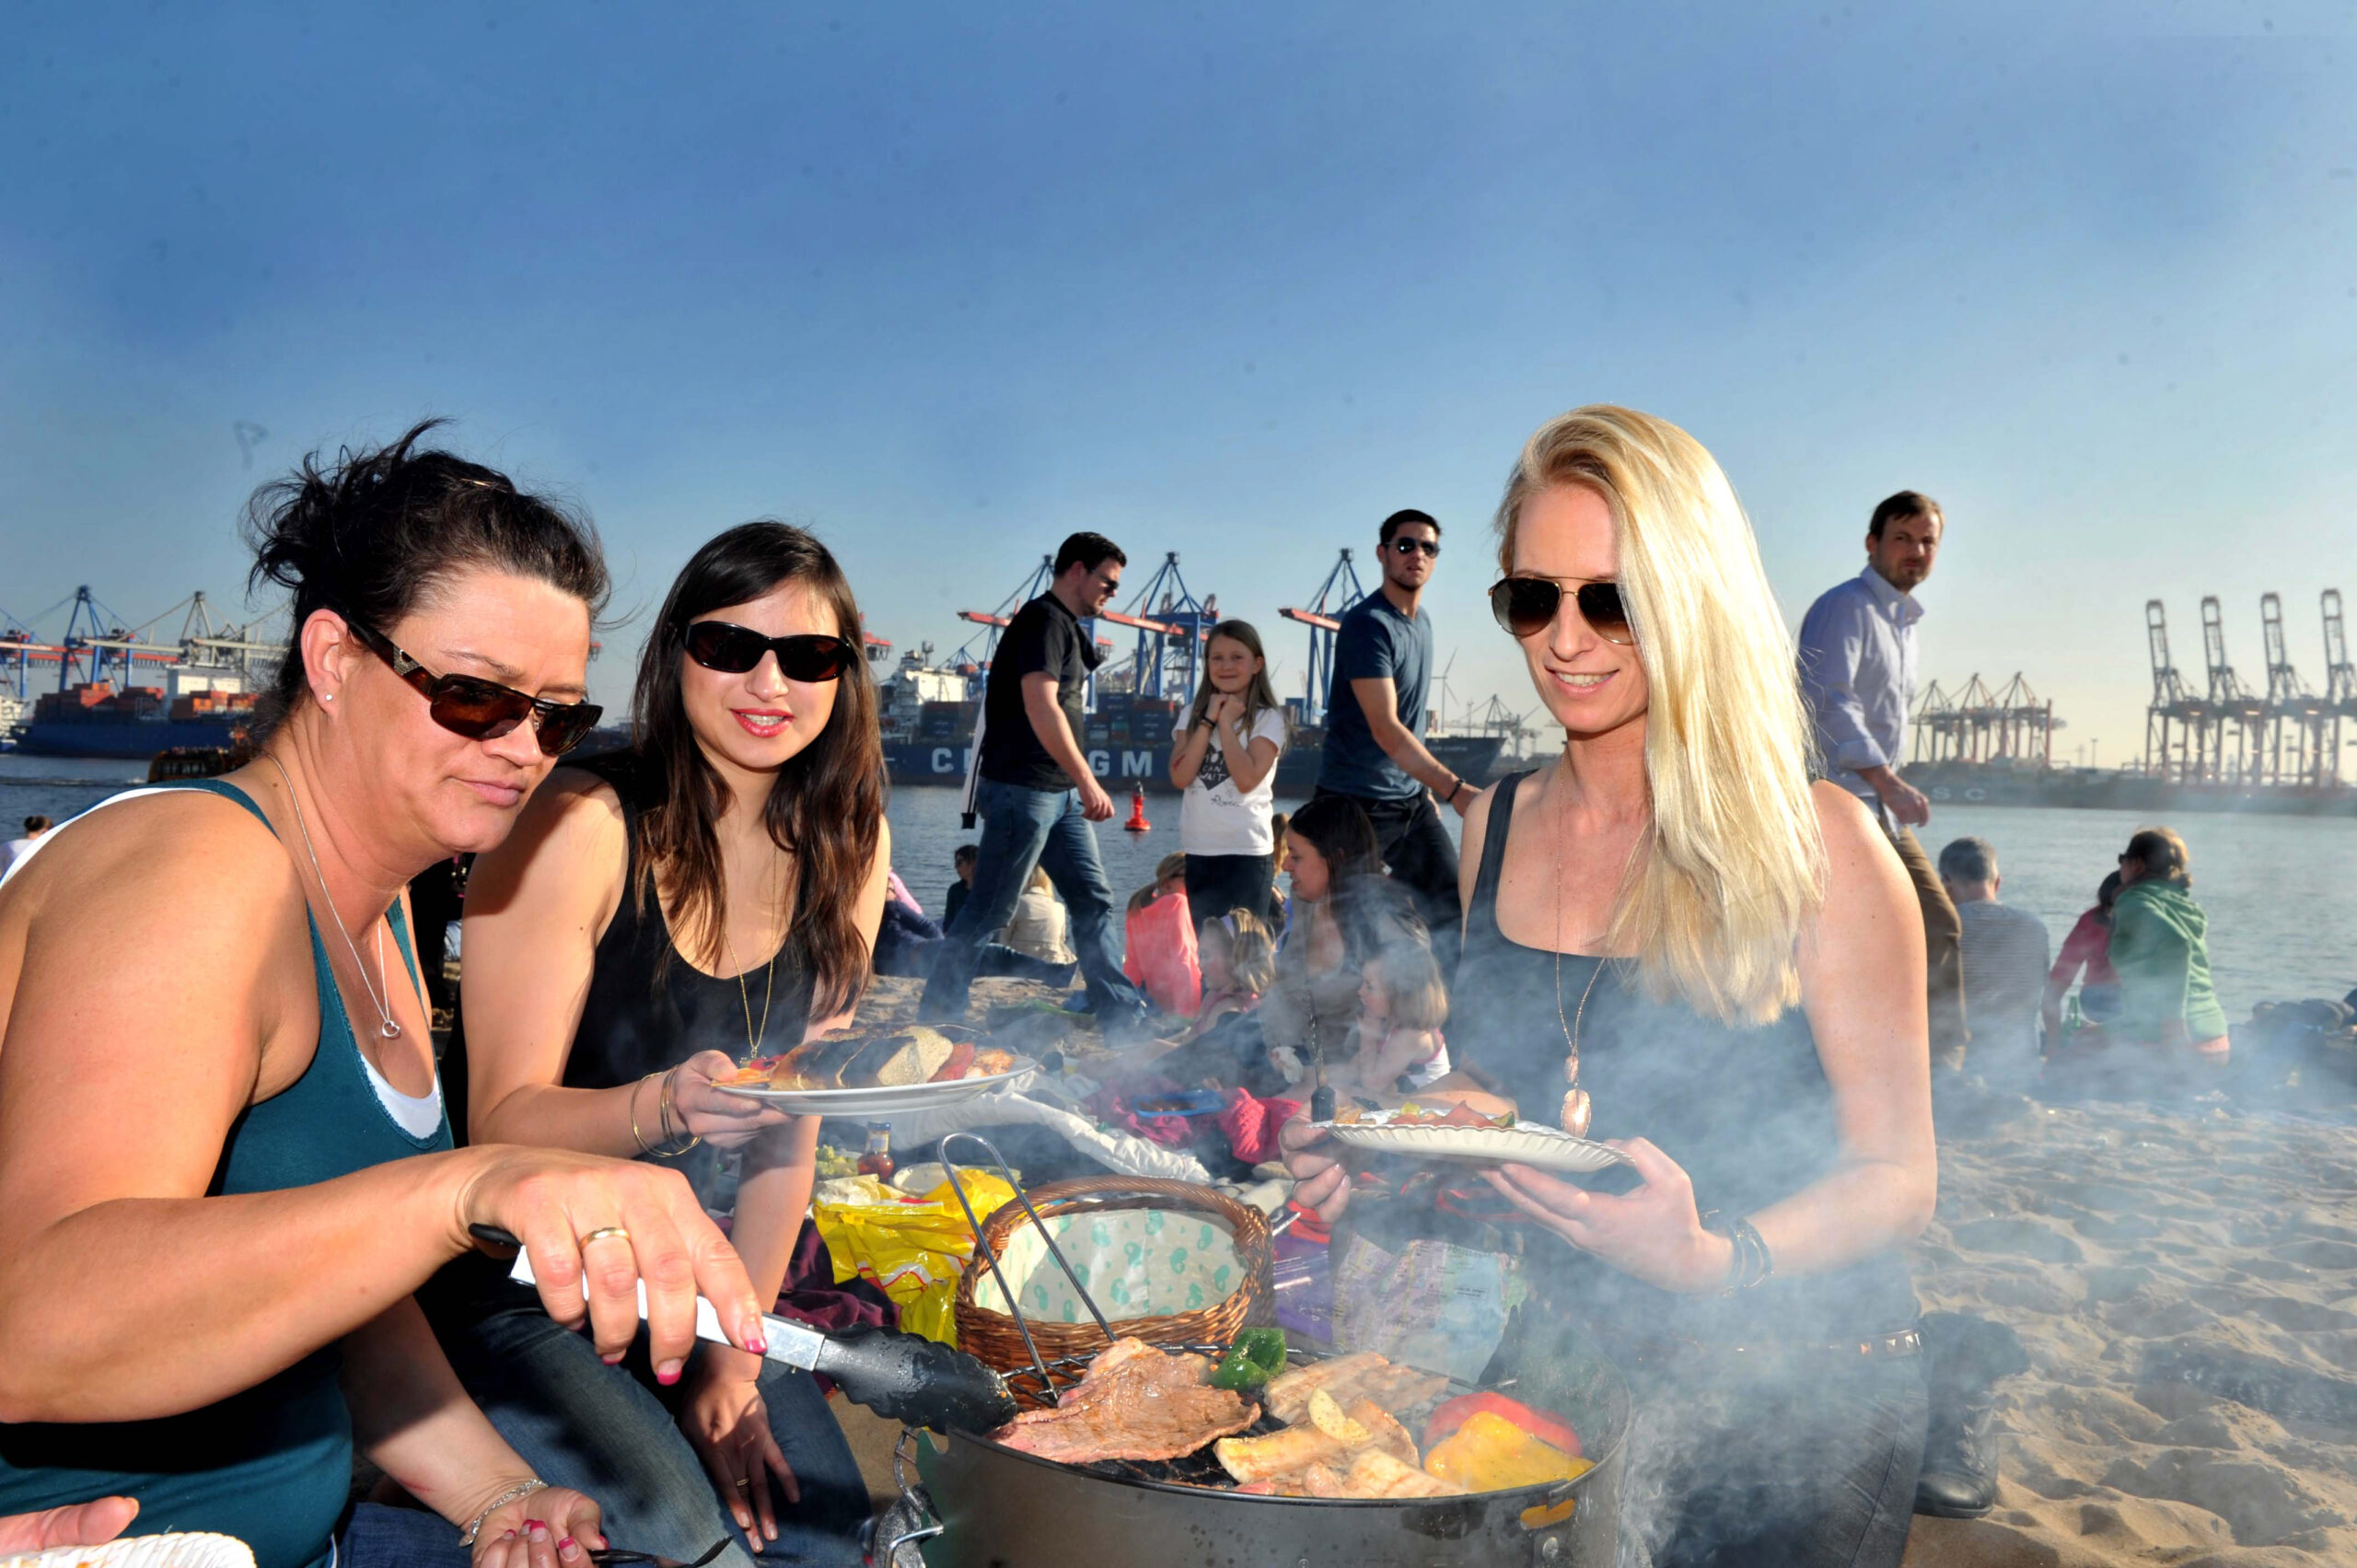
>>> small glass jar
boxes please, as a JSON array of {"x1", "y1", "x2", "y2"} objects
[{"x1": 856, "y1": 1121, "x2": 895, "y2": 1180}]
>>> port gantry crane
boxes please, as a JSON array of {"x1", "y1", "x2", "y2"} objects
[
  {"x1": 2323, "y1": 589, "x2": 2356, "y2": 786},
  {"x1": 952, "y1": 552, "x2": 1209, "y2": 710},
  {"x1": 1277, "y1": 549, "x2": 1369, "y2": 727},
  {"x1": 2258, "y1": 592, "x2": 2334, "y2": 789},
  {"x1": 1910, "y1": 673, "x2": 2056, "y2": 766},
  {"x1": 2142, "y1": 599, "x2": 2212, "y2": 783},
  {"x1": 1100, "y1": 552, "x2": 1214, "y2": 703},
  {"x1": 2200, "y1": 595, "x2": 2272, "y2": 785}
]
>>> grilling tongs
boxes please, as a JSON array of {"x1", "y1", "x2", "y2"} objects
[{"x1": 468, "y1": 1225, "x2": 1017, "y2": 1434}]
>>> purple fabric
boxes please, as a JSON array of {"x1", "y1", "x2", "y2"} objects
[{"x1": 776, "y1": 1223, "x2": 898, "y2": 1334}]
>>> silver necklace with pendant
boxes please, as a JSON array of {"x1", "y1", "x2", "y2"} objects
[{"x1": 265, "y1": 754, "x2": 404, "y2": 1040}]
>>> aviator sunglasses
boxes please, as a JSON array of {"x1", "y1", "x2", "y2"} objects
[
  {"x1": 343, "y1": 615, "x2": 604, "y2": 755},
  {"x1": 682, "y1": 620, "x2": 860, "y2": 682},
  {"x1": 1488, "y1": 576, "x2": 1636, "y2": 645},
  {"x1": 1388, "y1": 536, "x2": 1441, "y2": 558}
]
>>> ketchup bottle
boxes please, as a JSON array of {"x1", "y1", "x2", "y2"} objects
[{"x1": 856, "y1": 1122, "x2": 895, "y2": 1180}]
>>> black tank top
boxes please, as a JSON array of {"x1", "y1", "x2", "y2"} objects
[
  {"x1": 1453, "y1": 772, "x2": 1917, "y2": 1343},
  {"x1": 567, "y1": 751, "x2": 814, "y2": 1203}
]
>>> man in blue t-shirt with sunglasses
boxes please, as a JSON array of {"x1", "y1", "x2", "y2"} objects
[{"x1": 1314, "y1": 508, "x2": 1473, "y2": 970}]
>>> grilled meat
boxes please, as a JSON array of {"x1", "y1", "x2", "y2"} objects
[
  {"x1": 993, "y1": 1339, "x2": 1260, "y2": 1464},
  {"x1": 1263, "y1": 1353, "x2": 1387, "y2": 1423},
  {"x1": 1214, "y1": 1394, "x2": 1414, "y2": 1486},
  {"x1": 1336, "y1": 1449, "x2": 1468, "y2": 1499},
  {"x1": 1317, "y1": 1360, "x2": 1452, "y2": 1420},
  {"x1": 1214, "y1": 1423, "x2": 1349, "y2": 1483}
]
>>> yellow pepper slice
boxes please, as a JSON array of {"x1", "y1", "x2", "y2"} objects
[{"x1": 1423, "y1": 1411, "x2": 1596, "y2": 1493}]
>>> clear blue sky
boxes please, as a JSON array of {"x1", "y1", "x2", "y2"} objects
[{"x1": 5, "y1": 2, "x2": 2353, "y2": 767}]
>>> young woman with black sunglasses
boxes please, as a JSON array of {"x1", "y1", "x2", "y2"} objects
[
  {"x1": 435, "y1": 522, "x2": 887, "y2": 1567},
  {"x1": 1285, "y1": 407, "x2": 1936, "y2": 1566},
  {"x1": 0, "y1": 424, "x2": 781, "y2": 1568}
]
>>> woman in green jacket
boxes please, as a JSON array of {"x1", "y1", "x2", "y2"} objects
[{"x1": 2107, "y1": 826, "x2": 2231, "y2": 1063}]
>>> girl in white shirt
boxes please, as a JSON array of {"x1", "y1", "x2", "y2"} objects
[{"x1": 1168, "y1": 620, "x2": 1288, "y2": 926}]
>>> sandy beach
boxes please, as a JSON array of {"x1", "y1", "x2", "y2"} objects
[{"x1": 1900, "y1": 1087, "x2": 2357, "y2": 1567}]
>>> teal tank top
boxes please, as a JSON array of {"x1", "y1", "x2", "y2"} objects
[{"x1": 0, "y1": 781, "x2": 453, "y2": 1568}]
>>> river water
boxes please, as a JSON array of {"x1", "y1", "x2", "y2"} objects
[{"x1": 7, "y1": 753, "x2": 2351, "y2": 1014}]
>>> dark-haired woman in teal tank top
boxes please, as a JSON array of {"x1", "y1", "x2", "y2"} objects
[{"x1": 0, "y1": 425, "x2": 772, "y2": 1568}]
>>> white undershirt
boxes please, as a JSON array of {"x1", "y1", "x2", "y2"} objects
[{"x1": 361, "y1": 1050, "x2": 447, "y2": 1138}]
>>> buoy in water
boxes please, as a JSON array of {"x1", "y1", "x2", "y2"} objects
[{"x1": 1122, "y1": 784, "x2": 1151, "y2": 832}]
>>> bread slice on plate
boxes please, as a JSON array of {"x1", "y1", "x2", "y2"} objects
[
  {"x1": 769, "y1": 1033, "x2": 867, "y2": 1089},
  {"x1": 847, "y1": 1026, "x2": 960, "y2": 1086}
]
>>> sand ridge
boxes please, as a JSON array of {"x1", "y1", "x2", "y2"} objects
[{"x1": 1903, "y1": 1097, "x2": 2357, "y2": 1566}]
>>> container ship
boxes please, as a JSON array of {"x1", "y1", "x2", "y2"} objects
[
  {"x1": 14, "y1": 679, "x2": 260, "y2": 759},
  {"x1": 4, "y1": 590, "x2": 273, "y2": 760}
]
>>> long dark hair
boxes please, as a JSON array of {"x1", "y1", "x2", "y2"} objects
[
  {"x1": 1183, "y1": 619, "x2": 1287, "y2": 740},
  {"x1": 244, "y1": 419, "x2": 610, "y2": 738},
  {"x1": 1284, "y1": 794, "x2": 1413, "y2": 961},
  {"x1": 630, "y1": 522, "x2": 885, "y2": 1019}
]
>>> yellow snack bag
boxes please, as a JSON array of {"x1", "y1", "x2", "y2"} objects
[{"x1": 808, "y1": 1172, "x2": 1017, "y2": 1345}]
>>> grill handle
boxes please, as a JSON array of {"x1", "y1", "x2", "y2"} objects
[{"x1": 936, "y1": 1131, "x2": 1118, "y2": 1400}]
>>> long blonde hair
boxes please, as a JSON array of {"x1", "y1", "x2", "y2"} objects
[{"x1": 1494, "y1": 405, "x2": 1826, "y2": 1025}]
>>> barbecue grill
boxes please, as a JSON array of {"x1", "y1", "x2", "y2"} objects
[{"x1": 874, "y1": 1135, "x2": 1629, "y2": 1568}]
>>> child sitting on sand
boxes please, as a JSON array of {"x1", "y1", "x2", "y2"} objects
[
  {"x1": 1331, "y1": 935, "x2": 1452, "y2": 1097},
  {"x1": 1101, "y1": 909, "x2": 1279, "y2": 1085},
  {"x1": 1185, "y1": 909, "x2": 1276, "y2": 1040},
  {"x1": 1122, "y1": 852, "x2": 1201, "y2": 1016}
]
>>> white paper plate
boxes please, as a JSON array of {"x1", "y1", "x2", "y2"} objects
[
  {"x1": 1, "y1": 1534, "x2": 255, "y2": 1568},
  {"x1": 714, "y1": 1057, "x2": 1037, "y2": 1116},
  {"x1": 1316, "y1": 1117, "x2": 1631, "y2": 1175}
]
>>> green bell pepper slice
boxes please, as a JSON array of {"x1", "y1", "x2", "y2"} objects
[{"x1": 1212, "y1": 1329, "x2": 1290, "y2": 1391}]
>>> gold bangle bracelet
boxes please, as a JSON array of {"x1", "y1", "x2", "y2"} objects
[
  {"x1": 654, "y1": 1065, "x2": 701, "y2": 1157},
  {"x1": 629, "y1": 1070, "x2": 661, "y2": 1156}
]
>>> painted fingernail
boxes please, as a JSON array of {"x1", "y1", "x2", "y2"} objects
[
  {"x1": 656, "y1": 1358, "x2": 683, "y2": 1385},
  {"x1": 557, "y1": 1539, "x2": 579, "y2": 1561},
  {"x1": 746, "y1": 1334, "x2": 768, "y2": 1353},
  {"x1": 525, "y1": 1521, "x2": 548, "y2": 1538},
  {"x1": 602, "y1": 1350, "x2": 625, "y2": 1365}
]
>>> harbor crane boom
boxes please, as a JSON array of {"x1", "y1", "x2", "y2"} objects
[{"x1": 1277, "y1": 549, "x2": 1367, "y2": 726}]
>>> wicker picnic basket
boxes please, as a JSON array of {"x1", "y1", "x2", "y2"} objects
[{"x1": 953, "y1": 1176, "x2": 1274, "y2": 1379}]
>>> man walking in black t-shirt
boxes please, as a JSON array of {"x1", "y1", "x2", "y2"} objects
[
  {"x1": 1315, "y1": 508, "x2": 1472, "y2": 967},
  {"x1": 922, "y1": 532, "x2": 1152, "y2": 1031}
]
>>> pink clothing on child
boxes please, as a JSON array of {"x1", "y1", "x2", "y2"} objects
[{"x1": 1123, "y1": 891, "x2": 1203, "y2": 1016}]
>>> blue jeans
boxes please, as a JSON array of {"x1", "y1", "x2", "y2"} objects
[
  {"x1": 432, "y1": 1286, "x2": 868, "y2": 1568},
  {"x1": 921, "y1": 777, "x2": 1142, "y2": 1020},
  {"x1": 340, "y1": 1502, "x2": 471, "y2": 1568}
]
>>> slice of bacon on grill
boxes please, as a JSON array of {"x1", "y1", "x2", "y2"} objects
[
  {"x1": 1262, "y1": 1353, "x2": 1387, "y2": 1423},
  {"x1": 1323, "y1": 1449, "x2": 1469, "y2": 1500},
  {"x1": 991, "y1": 1338, "x2": 1260, "y2": 1464}
]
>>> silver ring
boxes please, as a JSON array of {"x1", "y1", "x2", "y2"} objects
[{"x1": 578, "y1": 1225, "x2": 631, "y2": 1248}]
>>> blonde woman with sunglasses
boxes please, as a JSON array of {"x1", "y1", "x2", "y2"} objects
[{"x1": 1285, "y1": 407, "x2": 1936, "y2": 1566}]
